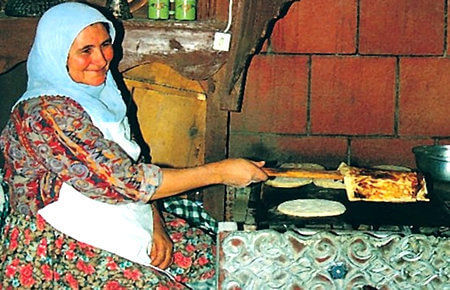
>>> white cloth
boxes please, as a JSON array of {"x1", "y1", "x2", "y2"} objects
[{"x1": 39, "y1": 184, "x2": 153, "y2": 266}]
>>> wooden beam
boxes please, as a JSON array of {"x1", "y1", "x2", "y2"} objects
[{"x1": 219, "y1": 0, "x2": 299, "y2": 111}]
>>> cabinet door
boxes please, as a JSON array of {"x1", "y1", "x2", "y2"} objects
[{"x1": 124, "y1": 63, "x2": 207, "y2": 168}]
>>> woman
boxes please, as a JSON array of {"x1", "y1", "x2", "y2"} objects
[{"x1": 0, "y1": 2, "x2": 267, "y2": 288}]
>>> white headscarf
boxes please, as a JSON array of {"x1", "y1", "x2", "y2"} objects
[{"x1": 15, "y1": 2, "x2": 140, "y2": 160}]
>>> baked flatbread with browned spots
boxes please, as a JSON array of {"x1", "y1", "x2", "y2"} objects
[{"x1": 338, "y1": 163, "x2": 429, "y2": 202}]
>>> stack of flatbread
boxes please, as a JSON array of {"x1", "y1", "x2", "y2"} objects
[{"x1": 265, "y1": 163, "x2": 345, "y2": 189}]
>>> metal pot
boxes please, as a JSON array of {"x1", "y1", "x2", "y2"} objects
[{"x1": 413, "y1": 145, "x2": 450, "y2": 181}]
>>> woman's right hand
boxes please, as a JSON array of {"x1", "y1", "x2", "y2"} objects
[{"x1": 210, "y1": 158, "x2": 268, "y2": 187}]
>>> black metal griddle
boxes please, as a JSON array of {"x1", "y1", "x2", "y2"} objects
[{"x1": 255, "y1": 179, "x2": 450, "y2": 233}]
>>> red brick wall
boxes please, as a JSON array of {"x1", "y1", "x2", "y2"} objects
[{"x1": 229, "y1": 0, "x2": 450, "y2": 169}]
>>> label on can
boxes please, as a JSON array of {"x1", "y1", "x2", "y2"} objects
[
  {"x1": 175, "y1": 0, "x2": 196, "y2": 21},
  {"x1": 148, "y1": 0, "x2": 170, "y2": 19}
]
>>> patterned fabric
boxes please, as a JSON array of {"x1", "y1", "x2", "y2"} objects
[
  {"x1": 0, "y1": 170, "x2": 9, "y2": 234},
  {"x1": 163, "y1": 197, "x2": 218, "y2": 236},
  {"x1": 1, "y1": 95, "x2": 161, "y2": 217},
  {"x1": 0, "y1": 212, "x2": 216, "y2": 288},
  {"x1": 0, "y1": 95, "x2": 216, "y2": 287}
]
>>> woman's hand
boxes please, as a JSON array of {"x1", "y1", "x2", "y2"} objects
[
  {"x1": 150, "y1": 206, "x2": 173, "y2": 269},
  {"x1": 211, "y1": 158, "x2": 268, "y2": 187}
]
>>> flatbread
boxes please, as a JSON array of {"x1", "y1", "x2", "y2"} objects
[
  {"x1": 265, "y1": 163, "x2": 325, "y2": 188},
  {"x1": 338, "y1": 163, "x2": 429, "y2": 202},
  {"x1": 372, "y1": 165, "x2": 412, "y2": 172},
  {"x1": 277, "y1": 199, "x2": 346, "y2": 217},
  {"x1": 312, "y1": 178, "x2": 346, "y2": 189},
  {"x1": 313, "y1": 165, "x2": 411, "y2": 189}
]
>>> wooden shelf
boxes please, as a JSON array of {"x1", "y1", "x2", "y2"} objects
[
  {"x1": 119, "y1": 19, "x2": 228, "y2": 80},
  {"x1": 0, "y1": 13, "x2": 228, "y2": 80}
]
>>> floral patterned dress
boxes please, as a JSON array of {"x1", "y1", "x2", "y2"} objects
[{"x1": 0, "y1": 96, "x2": 215, "y2": 289}]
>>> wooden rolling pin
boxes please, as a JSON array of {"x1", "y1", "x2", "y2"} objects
[{"x1": 262, "y1": 167, "x2": 344, "y2": 180}]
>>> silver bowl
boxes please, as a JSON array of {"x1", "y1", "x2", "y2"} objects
[{"x1": 413, "y1": 145, "x2": 450, "y2": 181}]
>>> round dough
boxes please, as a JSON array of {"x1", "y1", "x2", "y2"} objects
[
  {"x1": 265, "y1": 163, "x2": 325, "y2": 188},
  {"x1": 277, "y1": 199, "x2": 346, "y2": 217},
  {"x1": 372, "y1": 165, "x2": 411, "y2": 172},
  {"x1": 312, "y1": 178, "x2": 346, "y2": 189},
  {"x1": 265, "y1": 177, "x2": 312, "y2": 188}
]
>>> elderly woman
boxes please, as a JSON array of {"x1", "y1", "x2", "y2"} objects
[{"x1": 0, "y1": 2, "x2": 267, "y2": 288}]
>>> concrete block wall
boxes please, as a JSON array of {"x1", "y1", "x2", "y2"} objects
[{"x1": 229, "y1": 0, "x2": 450, "y2": 169}]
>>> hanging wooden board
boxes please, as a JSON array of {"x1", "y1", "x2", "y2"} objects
[{"x1": 124, "y1": 63, "x2": 207, "y2": 168}]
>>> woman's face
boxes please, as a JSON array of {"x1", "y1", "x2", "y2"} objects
[{"x1": 67, "y1": 23, "x2": 113, "y2": 86}]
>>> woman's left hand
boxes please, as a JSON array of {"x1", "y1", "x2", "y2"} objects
[{"x1": 150, "y1": 207, "x2": 173, "y2": 269}]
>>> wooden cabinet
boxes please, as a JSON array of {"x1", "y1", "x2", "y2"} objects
[
  {"x1": 123, "y1": 63, "x2": 207, "y2": 169},
  {"x1": 0, "y1": 0, "x2": 298, "y2": 219}
]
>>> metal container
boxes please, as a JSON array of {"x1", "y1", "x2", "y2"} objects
[
  {"x1": 413, "y1": 145, "x2": 450, "y2": 181},
  {"x1": 175, "y1": 0, "x2": 196, "y2": 20},
  {"x1": 148, "y1": 0, "x2": 169, "y2": 19}
]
